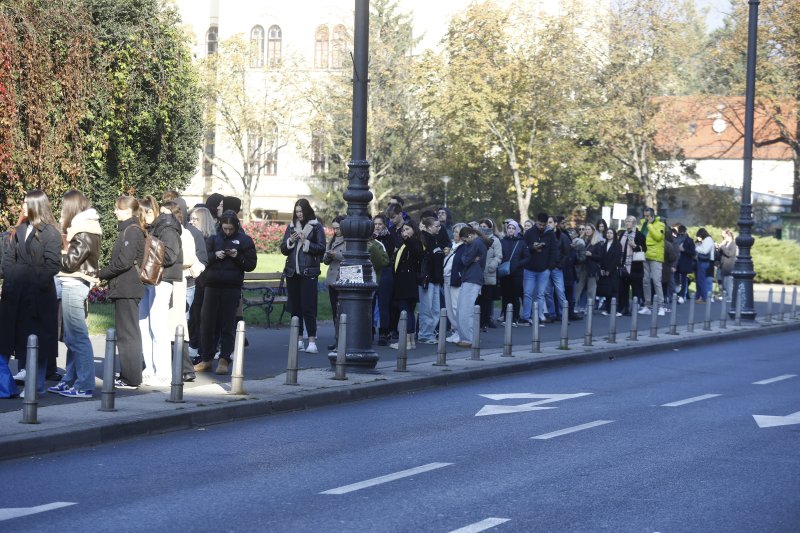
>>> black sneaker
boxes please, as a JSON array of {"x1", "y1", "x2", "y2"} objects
[{"x1": 114, "y1": 378, "x2": 138, "y2": 390}]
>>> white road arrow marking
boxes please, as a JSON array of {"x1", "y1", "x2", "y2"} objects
[
  {"x1": 753, "y1": 411, "x2": 800, "y2": 428},
  {"x1": 0, "y1": 502, "x2": 76, "y2": 522},
  {"x1": 476, "y1": 392, "x2": 592, "y2": 417}
]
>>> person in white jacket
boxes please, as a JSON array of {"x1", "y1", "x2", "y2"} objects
[
  {"x1": 694, "y1": 227, "x2": 715, "y2": 303},
  {"x1": 443, "y1": 222, "x2": 467, "y2": 343}
]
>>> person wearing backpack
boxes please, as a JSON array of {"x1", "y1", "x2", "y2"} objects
[
  {"x1": 48, "y1": 190, "x2": 102, "y2": 399},
  {"x1": 195, "y1": 210, "x2": 257, "y2": 375},
  {"x1": 99, "y1": 196, "x2": 146, "y2": 389},
  {"x1": 138, "y1": 195, "x2": 182, "y2": 386}
]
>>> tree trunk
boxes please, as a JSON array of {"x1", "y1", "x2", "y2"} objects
[
  {"x1": 241, "y1": 189, "x2": 252, "y2": 222},
  {"x1": 793, "y1": 115, "x2": 800, "y2": 213}
]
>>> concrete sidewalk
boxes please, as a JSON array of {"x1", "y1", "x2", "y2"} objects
[{"x1": 1, "y1": 309, "x2": 798, "y2": 462}]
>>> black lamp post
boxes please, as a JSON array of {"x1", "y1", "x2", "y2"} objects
[
  {"x1": 731, "y1": 0, "x2": 760, "y2": 320},
  {"x1": 328, "y1": 0, "x2": 379, "y2": 369}
]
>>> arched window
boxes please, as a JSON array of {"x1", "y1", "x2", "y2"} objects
[
  {"x1": 250, "y1": 25, "x2": 265, "y2": 67},
  {"x1": 206, "y1": 26, "x2": 218, "y2": 56},
  {"x1": 267, "y1": 25, "x2": 282, "y2": 67},
  {"x1": 331, "y1": 25, "x2": 348, "y2": 69},
  {"x1": 314, "y1": 25, "x2": 329, "y2": 69}
]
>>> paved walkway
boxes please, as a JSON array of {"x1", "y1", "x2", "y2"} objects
[{"x1": 1, "y1": 285, "x2": 798, "y2": 461}]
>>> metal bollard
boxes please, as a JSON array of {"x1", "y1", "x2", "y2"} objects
[
  {"x1": 687, "y1": 293, "x2": 696, "y2": 333},
  {"x1": 668, "y1": 297, "x2": 679, "y2": 335},
  {"x1": 719, "y1": 292, "x2": 728, "y2": 330},
  {"x1": 333, "y1": 314, "x2": 348, "y2": 380},
  {"x1": 395, "y1": 311, "x2": 409, "y2": 372},
  {"x1": 531, "y1": 303, "x2": 541, "y2": 353},
  {"x1": 21, "y1": 335, "x2": 39, "y2": 424},
  {"x1": 608, "y1": 298, "x2": 617, "y2": 343},
  {"x1": 629, "y1": 297, "x2": 639, "y2": 341},
  {"x1": 779, "y1": 287, "x2": 786, "y2": 321},
  {"x1": 502, "y1": 303, "x2": 513, "y2": 357},
  {"x1": 230, "y1": 321, "x2": 247, "y2": 394},
  {"x1": 703, "y1": 295, "x2": 713, "y2": 331},
  {"x1": 99, "y1": 328, "x2": 117, "y2": 411},
  {"x1": 735, "y1": 290, "x2": 743, "y2": 326},
  {"x1": 168, "y1": 326, "x2": 185, "y2": 403},
  {"x1": 559, "y1": 301, "x2": 569, "y2": 350},
  {"x1": 285, "y1": 316, "x2": 300, "y2": 385},
  {"x1": 583, "y1": 303, "x2": 594, "y2": 346},
  {"x1": 765, "y1": 288, "x2": 773, "y2": 323},
  {"x1": 649, "y1": 297, "x2": 659, "y2": 337},
  {"x1": 435, "y1": 308, "x2": 448, "y2": 366},
  {"x1": 471, "y1": 305, "x2": 481, "y2": 361},
  {"x1": 791, "y1": 287, "x2": 797, "y2": 320}
]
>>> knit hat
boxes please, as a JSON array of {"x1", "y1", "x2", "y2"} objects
[
  {"x1": 222, "y1": 196, "x2": 242, "y2": 215},
  {"x1": 205, "y1": 193, "x2": 224, "y2": 219}
]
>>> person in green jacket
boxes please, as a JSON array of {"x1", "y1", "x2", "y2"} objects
[{"x1": 638, "y1": 207, "x2": 666, "y2": 316}]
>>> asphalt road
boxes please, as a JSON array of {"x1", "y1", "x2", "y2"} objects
[{"x1": 2, "y1": 330, "x2": 798, "y2": 532}]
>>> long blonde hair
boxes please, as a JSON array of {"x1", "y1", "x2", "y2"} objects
[{"x1": 584, "y1": 223, "x2": 603, "y2": 246}]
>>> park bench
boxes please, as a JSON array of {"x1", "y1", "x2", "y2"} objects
[{"x1": 241, "y1": 271, "x2": 288, "y2": 328}]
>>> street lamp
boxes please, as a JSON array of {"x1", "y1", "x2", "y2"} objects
[
  {"x1": 328, "y1": 0, "x2": 379, "y2": 369},
  {"x1": 440, "y1": 175, "x2": 451, "y2": 208},
  {"x1": 731, "y1": 0, "x2": 759, "y2": 320}
]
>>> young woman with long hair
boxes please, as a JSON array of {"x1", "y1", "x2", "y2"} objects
[
  {"x1": 0, "y1": 189, "x2": 61, "y2": 396},
  {"x1": 49, "y1": 190, "x2": 102, "y2": 398},
  {"x1": 389, "y1": 220, "x2": 422, "y2": 350},
  {"x1": 98, "y1": 196, "x2": 146, "y2": 389},
  {"x1": 280, "y1": 198, "x2": 325, "y2": 354}
]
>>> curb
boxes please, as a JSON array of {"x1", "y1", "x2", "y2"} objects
[{"x1": 1, "y1": 320, "x2": 798, "y2": 462}]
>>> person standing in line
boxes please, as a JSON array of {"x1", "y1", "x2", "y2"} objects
[
  {"x1": 617, "y1": 216, "x2": 646, "y2": 315},
  {"x1": 673, "y1": 225, "x2": 695, "y2": 304},
  {"x1": 576, "y1": 224, "x2": 603, "y2": 313},
  {"x1": 195, "y1": 210, "x2": 257, "y2": 375},
  {"x1": 98, "y1": 196, "x2": 145, "y2": 389},
  {"x1": 187, "y1": 206, "x2": 216, "y2": 363},
  {"x1": 0, "y1": 190, "x2": 61, "y2": 397},
  {"x1": 455, "y1": 226, "x2": 487, "y2": 347},
  {"x1": 543, "y1": 215, "x2": 570, "y2": 322},
  {"x1": 694, "y1": 227, "x2": 715, "y2": 304},
  {"x1": 520, "y1": 213, "x2": 557, "y2": 326},
  {"x1": 280, "y1": 199, "x2": 325, "y2": 354},
  {"x1": 717, "y1": 229, "x2": 737, "y2": 303},
  {"x1": 386, "y1": 204, "x2": 406, "y2": 341},
  {"x1": 417, "y1": 216, "x2": 445, "y2": 344},
  {"x1": 444, "y1": 222, "x2": 467, "y2": 343},
  {"x1": 372, "y1": 214, "x2": 395, "y2": 346},
  {"x1": 638, "y1": 207, "x2": 666, "y2": 316},
  {"x1": 389, "y1": 221, "x2": 422, "y2": 350},
  {"x1": 323, "y1": 215, "x2": 345, "y2": 352},
  {"x1": 662, "y1": 231, "x2": 678, "y2": 308},
  {"x1": 597, "y1": 227, "x2": 622, "y2": 315},
  {"x1": 138, "y1": 195, "x2": 183, "y2": 385},
  {"x1": 477, "y1": 218, "x2": 502, "y2": 330},
  {"x1": 49, "y1": 190, "x2": 102, "y2": 398},
  {"x1": 498, "y1": 220, "x2": 528, "y2": 325}
]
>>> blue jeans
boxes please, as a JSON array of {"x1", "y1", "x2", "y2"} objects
[
  {"x1": 696, "y1": 261, "x2": 712, "y2": 300},
  {"x1": 60, "y1": 278, "x2": 95, "y2": 391},
  {"x1": 417, "y1": 283, "x2": 441, "y2": 341},
  {"x1": 545, "y1": 269, "x2": 567, "y2": 317},
  {"x1": 522, "y1": 269, "x2": 549, "y2": 321}
]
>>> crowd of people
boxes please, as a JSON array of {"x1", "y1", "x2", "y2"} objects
[
  {"x1": 293, "y1": 198, "x2": 739, "y2": 353},
  {"x1": 0, "y1": 189, "x2": 257, "y2": 399}
]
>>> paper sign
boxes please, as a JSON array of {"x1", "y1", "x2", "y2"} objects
[
  {"x1": 612, "y1": 203, "x2": 627, "y2": 221},
  {"x1": 337, "y1": 265, "x2": 363, "y2": 284}
]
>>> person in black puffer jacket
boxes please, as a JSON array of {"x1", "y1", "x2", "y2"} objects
[
  {"x1": 417, "y1": 216, "x2": 445, "y2": 344},
  {"x1": 99, "y1": 196, "x2": 145, "y2": 388},
  {"x1": 280, "y1": 199, "x2": 325, "y2": 354},
  {"x1": 137, "y1": 195, "x2": 182, "y2": 386},
  {"x1": 195, "y1": 210, "x2": 257, "y2": 375}
]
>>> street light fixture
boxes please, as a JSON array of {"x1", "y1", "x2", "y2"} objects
[
  {"x1": 440, "y1": 175, "x2": 451, "y2": 208},
  {"x1": 731, "y1": 0, "x2": 759, "y2": 320}
]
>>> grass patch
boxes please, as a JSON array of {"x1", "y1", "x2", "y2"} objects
[{"x1": 88, "y1": 254, "x2": 333, "y2": 334}]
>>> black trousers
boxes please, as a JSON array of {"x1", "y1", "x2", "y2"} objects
[
  {"x1": 328, "y1": 286, "x2": 340, "y2": 339},
  {"x1": 114, "y1": 298, "x2": 143, "y2": 386},
  {"x1": 188, "y1": 279, "x2": 204, "y2": 350},
  {"x1": 286, "y1": 275, "x2": 318, "y2": 338},
  {"x1": 500, "y1": 273, "x2": 523, "y2": 322},
  {"x1": 478, "y1": 284, "x2": 498, "y2": 326},
  {"x1": 200, "y1": 286, "x2": 240, "y2": 362}
]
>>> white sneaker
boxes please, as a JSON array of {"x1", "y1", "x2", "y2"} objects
[
  {"x1": 677, "y1": 296, "x2": 685, "y2": 304},
  {"x1": 188, "y1": 346, "x2": 199, "y2": 359},
  {"x1": 657, "y1": 307, "x2": 665, "y2": 316},
  {"x1": 446, "y1": 333, "x2": 460, "y2": 343},
  {"x1": 305, "y1": 342, "x2": 318, "y2": 354},
  {"x1": 639, "y1": 307, "x2": 652, "y2": 315},
  {"x1": 13, "y1": 368, "x2": 26, "y2": 381}
]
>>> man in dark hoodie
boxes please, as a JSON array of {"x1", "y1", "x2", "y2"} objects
[{"x1": 520, "y1": 212, "x2": 557, "y2": 325}]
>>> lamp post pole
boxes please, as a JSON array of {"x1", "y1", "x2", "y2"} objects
[
  {"x1": 329, "y1": 0, "x2": 379, "y2": 369},
  {"x1": 441, "y1": 175, "x2": 451, "y2": 208},
  {"x1": 731, "y1": 0, "x2": 760, "y2": 320}
]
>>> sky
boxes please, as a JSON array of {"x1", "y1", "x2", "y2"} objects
[{"x1": 695, "y1": 0, "x2": 733, "y2": 30}]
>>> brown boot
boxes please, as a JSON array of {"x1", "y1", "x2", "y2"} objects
[
  {"x1": 193, "y1": 360, "x2": 212, "y2": 372},
  {"x1": 215, "y1": 358, "x2": 229, "y2": 375}
]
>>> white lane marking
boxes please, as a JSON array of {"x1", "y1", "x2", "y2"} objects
[
  {"x1": 0, "y1": 502, "x2": 77, "y2": 522},
  {"x1": 531, "y1": 420, "x2": 614, "y2": 440},
  {"x1": 753, "y1": 410, "x2": 800, "y2": 428},
  {"x1": 661, "y1": 394, "x2": 721, "y2": 407},
  {"x1": 753, "y1": 374, "x2": 796, "y2": 385},
  {"x1": 320, "y1": 462, "x2": 453, "y2": 495},
  {"x1": 448, "y1": 517, "x2": 511, "y2": 533}
]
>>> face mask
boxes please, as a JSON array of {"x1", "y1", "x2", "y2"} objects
[{"x1": 481, "y1": 227, "x2": 492, "y2": 236}]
